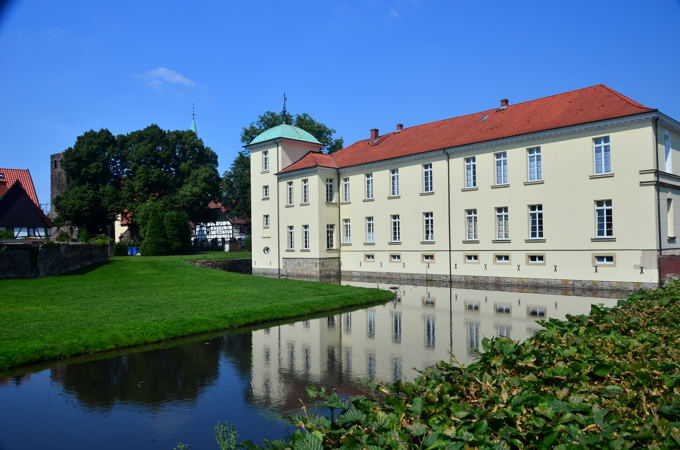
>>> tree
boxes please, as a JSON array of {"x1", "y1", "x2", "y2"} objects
[
  {"x1": 139, "y1": 202, "x2": 167, "y2": 256},
  {"x1": 164, "y1": 210, "x2": 191, "y2": 254},
  {"x1": 221, "y1": 150, "x2": 251, "y2": 220}
]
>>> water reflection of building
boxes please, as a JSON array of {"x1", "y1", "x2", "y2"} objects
[{"x1": 250, "y1": 284, "x2": 618, "y2": 408}]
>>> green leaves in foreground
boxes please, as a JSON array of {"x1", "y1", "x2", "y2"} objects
[{"x1": 254, "y1": 282, "x2": 680, "y2": 448}]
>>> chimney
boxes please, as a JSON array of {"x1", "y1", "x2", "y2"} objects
[
  {"x1": 499, "y1": 98, "x2": 509, "y2": 109},
  {"x1": 396, "y1": 123, "x2": 404, "y2": 132},
  {"x1": 370, "y1": 128, "x2": 379, "y2": 141}
]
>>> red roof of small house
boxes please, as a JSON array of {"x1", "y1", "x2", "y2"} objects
[
  {"x1": 0, "y1": 168, "x2": 39, "y2": 205},
  {"x1": 277, "y1": 84, "x2": 655, "y2": 174}
]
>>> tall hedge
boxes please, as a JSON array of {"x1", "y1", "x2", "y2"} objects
[
  {"x1": 164, "y1": 211, "x2": 191, "y2": 255},
  {"x1": 139, "y1": 206, "x2": 168, "y2": 256}
]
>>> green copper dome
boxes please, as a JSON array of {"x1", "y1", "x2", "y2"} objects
[{"x1": 249, "y1": 124, "x2": 321, "y2": 146}]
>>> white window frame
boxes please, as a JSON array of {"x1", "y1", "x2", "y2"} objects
[
  {"x1": 594, "y1": 255, "x2": 615, "y2": 265},
  {"x1": 286, "y1": 181, "x2": 294, "y2": 205},
  {"x1": 326, "y1": 224, "x2": 335, "y2": 249},
  {"x1": 423, "y1": 212, "x2": 434, "y2": 242},
  {"x1": 527, "y1": 147, "x2": 542, "y2": 182},
  {"x1": 495, "y1": 152, "x2": 508, "y2": 185},
  {"x1": 366, "y1": 216, "x2": 375, "y2": 243},
  {"x1": 287, "y1": 226, "x2": 294, "y2": 250},
  {"x1": 593, "y1": 136, "x2": 612, "y2": 175},
  {"x1": 301, "y1": 178, "x2": 309, "y2": 203},
  {"x1": 496, "y1": 207, "x2": 509, "y2": 240},
  {"x1": 302, "y1": 224, "x2": 310, "y2": 250},
  {"x1": 465, "y1": 209, "x2": 478, "y2": 240},
  {"x1": 464, "y1": 157, "x2": 477, "y2": 188},
  {"x1": 342, "y1": 177, "x2": 350, "y2": 202},
  {"x1": 262, "y1": 150, "x2": 269, "y2": 171},
  {"x1": 527, "y1": 254, "x2": 545, "y2": 264},
  {"x1": 390, "y1": 254, "x2": 401, "y2": 263},
  {"x1": 390, "y1": 169, "x2": 400, "y2": 196},
  {"x1": 343, "y1": 218, "x2": 351, "y2": 244},
  {"x1": 391, "y1": 214, "x2": 401, "y2": 242},
  {"x1": 325, "y1": 178, "x2": 334, "y2": 202},
  {"x1": 494, "y1": 254, "x2": 510, "y2": 264},
  {"x1": 263, "y1": 214, "x2": 270, "y2": 228},
  {"x1": 529, "y1": 204, "x2": 543, "y2": 239},
  {"x1": 365, "y1": 173, "x2": 374, "y2": 199},
  {"x1": 595, "y1": 200, "x2": 613, "y2": 238},
  {"x1": 422, "y1": 163, "x2": 433, "y2": 193},
  {"x1": 664, "y1": 131, "x2": 672, "y2": 173},
  {"x1": 262, "y1": 185, "x2": 270, "y2": 199}
]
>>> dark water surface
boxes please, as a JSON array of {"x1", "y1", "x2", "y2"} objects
[{"x1": 0, "y1": 283, "x2": 619, "y2": 449}]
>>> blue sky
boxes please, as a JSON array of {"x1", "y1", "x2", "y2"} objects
[{"x1": 1, "y1": 0, "x2": 679, "y2": 210}]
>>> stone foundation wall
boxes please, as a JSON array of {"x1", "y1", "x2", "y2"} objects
[
  {"x1": 0, "y1": 241, "x2": 109, "y2": 280},
  {"x1": 341, "y1": 270, "x2": 657, "y2": 292},
  {"x1": 191, "y1": 258, "x2": 252, "y2": 274},
  {"x1": 282, "y1": 257, "x2": 340, "y2": 280}
]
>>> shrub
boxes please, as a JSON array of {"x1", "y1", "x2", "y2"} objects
[
  {"x1": 112, "y1": 242, "x2": 127, "y2": 256},
  {"x1": 88, "y1": 234, "x2": 112, "y2": 246},
  {"x1": 164, "y1": 211, "x2": 191, "y2": 255},
  {"x1": 78, "y1": 229, "x2": 90, "y2": 243},
  {"x1": 55, "y1": 230, "x2": 70, "y2": 242},
  {"x1": 140, "y1": 205, "x2": 168, "y2": 256},
  {"x1": 0, "y1": 230, "x2": 15, "y2": 240},
  {"x1": 243, "y1": 235, "x2": 251, "y2": 251}
]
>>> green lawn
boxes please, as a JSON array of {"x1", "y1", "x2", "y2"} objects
[{"x1": 0, "y1": 252, "x2": 393, "y2": 370}]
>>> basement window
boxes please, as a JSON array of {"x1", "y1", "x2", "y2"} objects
[
  {"x1": 495, "y1": 304, "x2": 512, "y2": 314},
  {"x1": 465, "y1": 301, "x2": 480, "y2": 311},
  {"x1": 528, "y1": 306, "x2": 546, "y2": 318},
  {"x1": 390, "y1": 254, "x2": 401, "y2": 263},
  {"x1": 364, "y1": 254, "x2": 375, "y2": 262}
]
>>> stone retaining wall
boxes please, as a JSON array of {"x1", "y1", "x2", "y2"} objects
[
  {"x1": 190, "y1": 258, "x2": 252, "y2": 274},
  {"x1": 0, "y1": 241, "x2": 109, "y2": 280},
  {"x1": 282, "y1": 257, "x2": 340, "y2": 280}
]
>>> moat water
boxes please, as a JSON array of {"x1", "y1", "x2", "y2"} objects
[{"x1": 0, "y1": 282, "x2": 620, "y2": 449}]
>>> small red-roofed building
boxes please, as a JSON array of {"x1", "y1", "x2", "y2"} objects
[
  {"x1": 248, "y1": 85, "x2": 680, "y2": 289},
  {"x1": 0, "y1": 169, "x2": 54, "y2": 238}
]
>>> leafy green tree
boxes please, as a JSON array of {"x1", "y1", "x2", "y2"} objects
[
  {"x1": 221, "y1": 150, "x2": 251, "y2": 220},
  {"x1": 139, "y1": 203, "x2": 167, "y2": 256},
  {"x1": 164, "y1": 210, "x2": 191, "y2": 254}
]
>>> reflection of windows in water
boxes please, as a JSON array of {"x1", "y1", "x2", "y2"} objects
[
  {"x1": 391, "y1": 311, "x2": 402, "y2": 344},
  {"x1": 527, "y1": 306, "x2": 546, "y2": 318},
  {"x1": 344, "y1": 347, "x2": 352, "y2": 375},
  {"x1": 303, "y1": 346, "x2": 311, "y2": 374},
  {"x1": 264, "y1": 328, "x2": 270, "y2": 334},
  {"x1": 263, "y1": 346, "x2": 271, "y2": 366},
  {"x1": 327, "y1": 315, "x2": 336, "y2": 328},
  {"x1": 303, "y1": 320, "x2": 311, "y2": 328},
  {"x1": 343, "y1": 312, "x2": 352, "y2": 333},
  {"x1": 422, "y1": 296, "x2": 436, "y2": 307},
  {"x1": 527, "y1": 327, "x2": 541, "y2": 337},
  {"x1": 424, "y1": 316, "x2": 436, "y2": 349},
  {"x1": 367, "y1": 310, "x2": 376, "y2": 339},
  {"x1": 327, "y1": 346, "x2": 337, "y2": 372},
  {"x1": 495, "y1": 304, "x2": 511, "y2": 314},
  {"x1": 465, "y1": 301, "x2": 480, "y2": 311},
  {"x1": 263, "y1": 377, "x2": 271, "y2": 402},
  {"x1": 287, "y1": 342, "x2": 295, "y2": 370},
  {"x1": 466, "y1": 322, "x2": 480, "y2": 356},
  {"x1": 367, "y1": 353, "x2": 376, "y2": 380},
  {"x1": 496, "y1": 325, "x2": 512, "y2": 338},
  {"x1": 391, "y1": 357, "x2": 402, "y2": 382}
]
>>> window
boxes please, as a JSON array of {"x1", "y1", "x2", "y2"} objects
[
  {"x1": 391, "y1": 214, "x2": 401, "y2": 242},
  {"x1": 423, "y1": 212, "x2": 434, "y2": 242},
  {"x1": 668, "y1": 198, "x2": 676, "y2": 238},
  {"x1": 342, "y1": 177, "x2": 350, "y2": 202},
  {"x1": 528, "y1": 307, "x2": 547, "y2": 318},
  {"x1": 366, "y1": 216, "x2": 375, "y2": 243},
  {"x1": 263, "y1": 214, "x2": 270, "y2": 228},
  {"x1": 595, "y1": 200, "x2": 613, "y2": 237},
  {"x1": 529, "y1": 204, "x2": 543, "y2": 239},
  {"x1": 527, "y1": 254, "x2": 545, "y2": 264},
  {"x1": 364, "y1": 254, "x2": 375, "y2": 262},
  {"x1": 286, "y1": 181, "x2": 294, "y2": 205},
  {"x1": 392, "y1": 312, "x2": 402, "y2": 344},
  {"x1": 465, "y1": 209, "x2": 478, "y2": 240},
  {"x1": 495, "y1": 254, "x2": 510, "y2": 264},
  {"x1": 594, "y1": 255, "x2": 615, "y2": 265},
  {"x1": 343, "y1": 219, "x2": 351, "y2": 244},
  {"x1": 422, "y1": 163, "x2": 433, "y2": 193},
  {"x1": 390, "y1": 254, "x2": 401, "y2": 262},
  {"x1": 390, "y1": 169, "x2": 400, "y2": 196},
  {"x1": 262, "y1": 185, "x2": 270, "y2": 199},
  {"x1": 325, "y1": 178, "x2": 334, "y2": 202},
  {"x1": 495, "y1": 304, "x2": 511, "y2": 314},
  {"x1": 367, "y1": 310, "x2": 376, "y2": 339},
  {"x1": 424, "y1": 316, "x2": 436, "y2": 349},
  {"x1": 326, "y1": 224, "x2": 335, "y2": 249},
  {"x1": 287, "y1": 226, "x2": 294, "y2": 250},
  {"x1": 664, "y1": 132, "x2": 672, "y2": 173},
  {"x1": 593, "y1": 136, "x2": 611, "y2": 175},
  {"x1": 465, "y1": 254, "x2": 479, "y2": 263},
  {"x1": 465, "y1": 301, "x2": 480, "y2": 311},
  {"x1": 496, "y1": 207, "x2": 509, "y2": 240},
  {"x1": 262, "y1": 150, "x2": 269, "y2": 171},
  {"x1": 464, "y1": 157, "x2": 477, "y2": 188},
  {"x1": 302, "y1": 225, "x2": 310, "y2": 249},
  {"x1": 495, "y1": 152, "x2": 508, "y2": 185},
  {"x1": 301, "y1": 178, "x2": 309, "y2": 203},
  {"x1": 422, "y1": 254, "x2": 435, "y2": 263},
  {"x1": 527, "y1": 147, "x2": 542, "y2": 182},
  {"x1": 365, "y1": 173, "x2": 374, "y2": 199}
]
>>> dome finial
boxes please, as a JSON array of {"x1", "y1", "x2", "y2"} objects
[{"x1": 281, "y1": 92, "x2": 291, "y2": 124}]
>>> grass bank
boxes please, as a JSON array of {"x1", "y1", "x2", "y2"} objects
[
  {"x1": 250, "y1": 282, "x2": 680, "y2": 449},
  {"x1": 0, "y1": 252, "x2": 393, "y2": 370}
]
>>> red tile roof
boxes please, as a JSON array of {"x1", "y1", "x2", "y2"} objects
[
  {"x1": 0, "y1": 169, "x2": 39, "y2": 205},
  {"x1": 278, "y1": 84, "x2": 655, "y2": 174}
]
